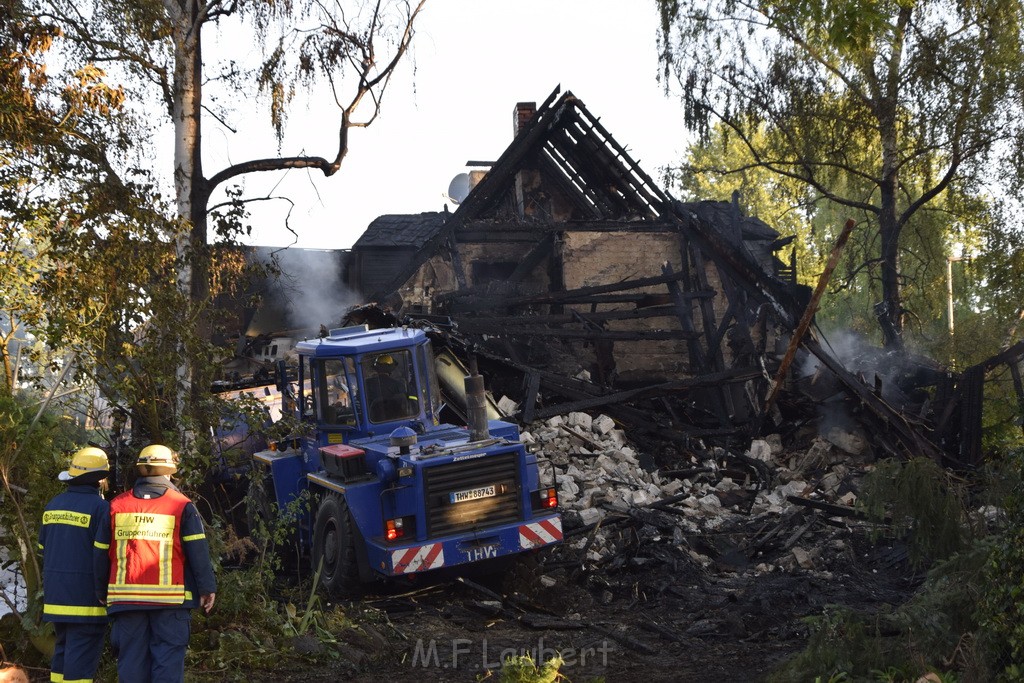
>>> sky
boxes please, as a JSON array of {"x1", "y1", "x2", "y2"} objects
[{"x1": 206, "y1": 0, "x2": 692, "y2": 250}]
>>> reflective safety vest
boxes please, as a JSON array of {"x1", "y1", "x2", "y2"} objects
[
  {"x1": 39, "y1": 485, "x2": 110, "y2": 623},
  {"x1": 107, "y1": 488, "x2": 190, "y2": 606}
]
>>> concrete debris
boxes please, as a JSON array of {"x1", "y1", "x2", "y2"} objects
[
  {"x1": 592, "y1": 414, "x2": 616, "y2": 436},
  {"x1": 791, "y1": 547, "x2": 815, "y2": 570},
  {"x1": 527, "y1": 413, "x2": 878, "y2": 576},
  {"x1": 747, "y1": 439, "x2": 774, "y2": 463},
  {"x1": 497, "y1": 395, "x2": 520, "y2": 415},
  {"x1": 824, "y1": 424, "x2": 870, "y2": 456}
]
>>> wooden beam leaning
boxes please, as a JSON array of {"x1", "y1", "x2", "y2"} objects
[{"x1": 764, "y1": 218, "x2": 857, "y2": 415}]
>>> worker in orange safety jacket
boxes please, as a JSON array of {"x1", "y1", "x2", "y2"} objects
[
  {"x1": 93, "y1": 444, "x2": 216, "y2": 683},
  {"x1": 38, "y1": 446, "x2": 111, "y2": 683}
]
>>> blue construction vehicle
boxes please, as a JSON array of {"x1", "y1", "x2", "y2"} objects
[{"x1": 249, "y1": 324, "x2": 562, "y2": 594}]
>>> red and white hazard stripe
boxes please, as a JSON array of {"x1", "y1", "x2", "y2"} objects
[
  {"x1": 391, "y1": 543, "x2": 445, "y2": 574},
  {"x1": 518, "y1": 517, "x2": 563, "y2": 549}
]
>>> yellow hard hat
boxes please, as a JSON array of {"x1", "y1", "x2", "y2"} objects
[
  {"x1": 59, "y1": 446, "x2": 109, "y2": 482},
  {"x1": 136, "y1": 444, "x2": 178, "y2": 473},
  {"x1": 374, "y1": 354, "x2": 395, "y2": 370}
]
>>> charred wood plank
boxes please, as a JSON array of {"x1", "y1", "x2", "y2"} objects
[
  {"x1": 689, "y1": 246, "x2": 726, "y2": 373},
  {"x1": 966, "y1": 339, "x2": 1024, "y2": 373},
  {"x1": 559, "y1": 424, "x2": 605, "y2": 450},
  {"x1": 663, "y1": 261, "x2": 706, "y2": 369},
  {"x1": 785, "y1": 495, "x2": 867, "y2": 520},
  {"x1": 476, "y1": 327, "x2": 699, "y2": 341},
  {"x1": 523, "y1": 368, "x2": 762, "y2": 419},
  {"x1": 536, "y1": 153, "x2": 604, "y2": 220},
  {"x1": 508, "y1": 233, "x2": 556, "y2": 283},
  {"x1": 441, "y1": 271, "x2": 694, "y2": 311},
  {"x1": 563, "y1": 106, "x2": 671, "y2": 214},
  {"x1": 443, "y1": 291, "x2": 715, "y2": 313},
  {"x1": 958, "y1": 365, "x2": 985, "y2": 468},
  {"x1": 452, "y1": 305, "x2": 686, "y2": 329},
  {"x1": 460, "y1": 219, "x2": 680, "y2": 233},
  {"x1": 587, "y1": 623, "x2": 658, "y2": 655},
  {"x1": 671, "y1": 203, "x2": 802, "y2": 329},
  {"x1": 637, "y1": 620, "x2": 684, "y2": 643},
  {"x1": 666, "y1": 255, "x2": 735, "y2": 426},
  {"x1": 520, "y1": 371, "x2": 541, "y2": 424},
  {"x1": 448, "y1": 236, "x2": 467, "y2": 289}
]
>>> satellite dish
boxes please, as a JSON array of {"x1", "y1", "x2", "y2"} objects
[{"x1": 446, "y1": 173, "x2": 471, "y2": 204}]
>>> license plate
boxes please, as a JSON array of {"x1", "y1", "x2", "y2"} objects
[{"x1": 449, "y1": 485, "x2": 496, "y2": 504}]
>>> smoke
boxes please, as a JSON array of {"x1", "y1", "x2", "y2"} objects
[
  {"x1": 264, "y1": 249, "x2": 361, "y2": 333},
  {"x1": 796, "y1": 328, "x2": 923, "y2": 444},
  {"x1": 796, "y1": 329, "x2": 869, "y2": 379}
]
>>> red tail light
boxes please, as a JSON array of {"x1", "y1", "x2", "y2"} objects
[
  {"x1": 385, "y1": 518, "x2": 405, "y2": 541},
  {"x1": 543, "y1": 487, "x2": 558, "y2": 508}
]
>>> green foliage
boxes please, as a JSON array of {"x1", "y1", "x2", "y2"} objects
[
  {"x1": 859, "y1": 457, "x2": 968, "y2": 567},
  {"x1": 657, "y1": 0, "x2": 1024, "y2": 346},
  {"x1": 484, "y1": 653, "x2": 565, "y2": 683},
  {"x1": 673, "y1": 117, "x2": 1010, "y2": 362},
  {"x1": 772, "y1": 451, "x2": 1024, "y2": 682},
  {"x1": 769, "y1": 606, "x2": 911, "y2": 682},
  {"x1": 893, "y1": 541, "x2": 993, "y2": 679},
  {"x1": 0, "y1": 389, "x2": 90, "y2": 656},
  {"x1": 977, "y1": 449, "x2": 1024, "y2": 681}
]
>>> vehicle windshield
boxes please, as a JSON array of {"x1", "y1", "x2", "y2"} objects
[
  {"x1": 319, "y1": 357, "x2": 359, "y2": 426},
  {"x1": 361, "y1": 350, "x2": 418, "y2": 423}
]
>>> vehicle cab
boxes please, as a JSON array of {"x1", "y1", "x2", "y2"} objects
[{"x1": 295, "y1": 325, "x2": 442, "y2": 451}]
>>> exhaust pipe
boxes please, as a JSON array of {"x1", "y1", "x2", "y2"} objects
[{"x1": 464, "y1": 355, "x2": 490, "y2": 442}]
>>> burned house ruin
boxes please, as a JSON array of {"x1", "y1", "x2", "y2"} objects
[
  {"x1": 229, "y1": 86, "x2": 1024, "y2": 473},
  {"x1": 348, "y1": 88, "x2": 805, "y2": 439}
]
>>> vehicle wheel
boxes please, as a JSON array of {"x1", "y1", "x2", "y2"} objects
[{"x1": 312, "y1": 494, "x2": 359, "y2": 597}]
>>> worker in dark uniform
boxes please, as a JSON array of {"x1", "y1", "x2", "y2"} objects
[
  {"x1": 39, "y1": 446, "x2": 111, "y2": 683},
  {"x1": 94, "y1": 444, "x2": 217, "y2": 683},
  {"x1": 365, "y1": 353, "x2": 415, "y2": 421}
]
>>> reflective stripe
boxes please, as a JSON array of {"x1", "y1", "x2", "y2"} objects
[
  {"x1": 43, "y1": 603, "x2": 106, "y2": 617},
  {"x1": 182, "y1": 533, "x2": 205, "y2": 542},
  {"x1": 115, "y1": 537, "x2": 127, "y2": 585},
  {"x1": 43, "y1": 510, "x2": 91, "y2": 528},
  {"x1": 160, "y1": 532, "x2": 171, "y2": 585},
  {"x1": 94, "y1": 540, "x2": 109, "y2": 550},
  {"x1": 51, "y1": 673, "x2": 63, "y2": 682},
  {"x1": 108, "y1": 582, "x2": 186, "y2": 604},
  {"x1": 63, "y1": 679, "x2": 94, "y2": 683}
]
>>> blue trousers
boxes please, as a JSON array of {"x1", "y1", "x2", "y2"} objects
[
  {"x1": 110, "y1": 609, "x2": 191, "y2": 683},
  {"x1": 50, "y1": 621, "x2": 107, "y2": 682}
]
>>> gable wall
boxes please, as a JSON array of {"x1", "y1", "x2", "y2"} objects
[{"x1": 561, "y1": 231, "x2": 691, "y2": 382}]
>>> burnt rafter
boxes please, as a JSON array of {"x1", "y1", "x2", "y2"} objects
[
  {"x1": 373, "y1": 86, "x2": 569, "y2": 300},
  {"x1": 537, "y1": 151, "x2": 604, "y2": 219},
  {"x1": 374, "y1": 87, "x2": 677, "y2": 300}
]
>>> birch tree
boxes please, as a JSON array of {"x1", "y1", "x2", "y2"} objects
[
  {"x1": 29, "y1": 0, "x2": 426, "y2": 429},
  {"x1": 656, "y1": 0, "x2": 1024, "y2": 349}
]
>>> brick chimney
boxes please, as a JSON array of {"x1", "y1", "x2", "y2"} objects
[
  {"x1": 513, "y1": 101, "x2": 540, "y2": 218},
  {"x1": 513, "y1": 101, "x2": 536, "y2": 137}
]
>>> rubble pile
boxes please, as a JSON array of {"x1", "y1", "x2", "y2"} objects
[{"x1": 523, "y1": 412, "x2": 877, "y2": 574}]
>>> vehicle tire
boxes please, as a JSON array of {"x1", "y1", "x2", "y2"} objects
[{"x1": 312, "y1": 494, "x2": 359, "y2": 597}]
